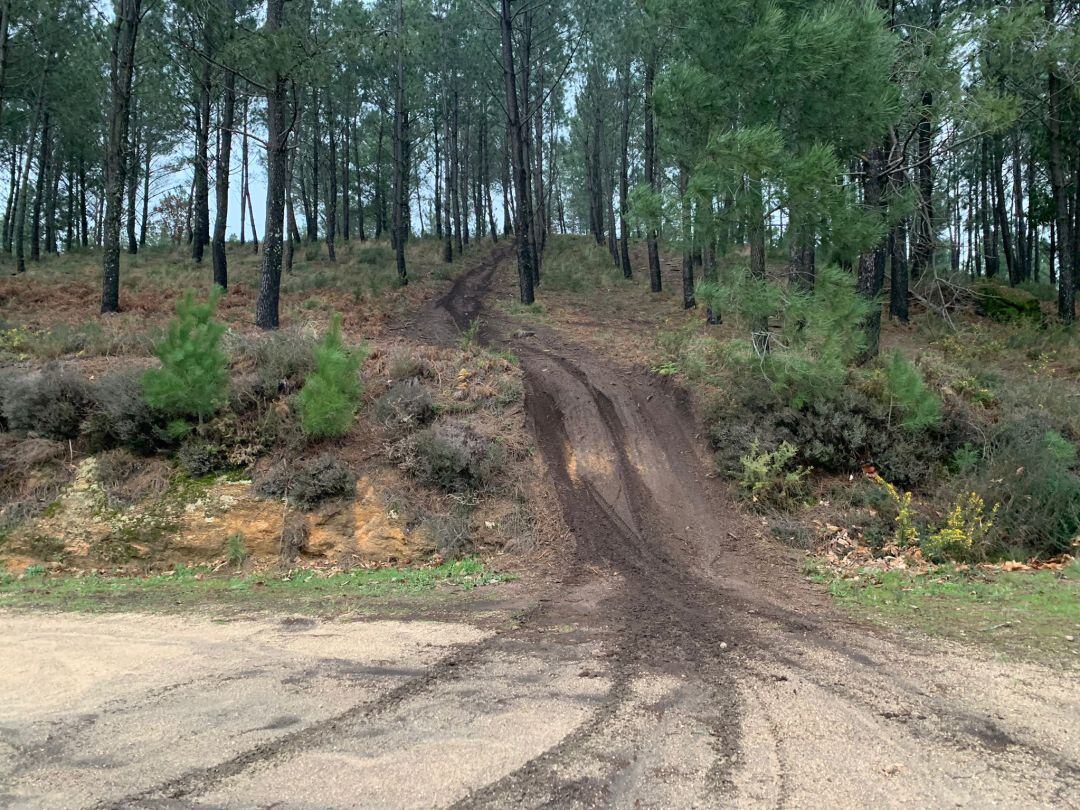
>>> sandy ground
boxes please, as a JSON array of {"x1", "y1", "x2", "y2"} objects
[
  {"x1": 2, "y1": 252, "x2": 1078, "y2": 808},
  {"x1": 1, "y1": 600, "x2": 1077, "y2": 808}
]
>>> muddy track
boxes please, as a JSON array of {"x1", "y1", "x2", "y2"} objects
[{"x1": 432, "y1": 248, "x2": 1080, "y2": 807}]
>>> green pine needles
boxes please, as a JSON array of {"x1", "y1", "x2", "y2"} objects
[
  {"x1": 697, "y1": 265, "x2": 873, "y2": 408},
  {"x1": 883, "y1": 351, "x2": 941, "y2": 431},
  {"x1": 297, "y1": 313, "x2": 367, "y2": 439},
  {"x1": 142, "y1": 288, "x2": 229, "y2": 431}
]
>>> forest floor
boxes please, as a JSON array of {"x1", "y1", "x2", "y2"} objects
[{"x1": 2, "y1": 241, "x2": 1078, "y2": 808}]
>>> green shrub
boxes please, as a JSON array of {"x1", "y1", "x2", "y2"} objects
[
  {"x1": 296, "y1": 314, "x2": 366, "y2": 439},
  {"x1": 738, "y1": 441, "x2": 810, "y2": 509},
  {"x1": 408, "y1": 423, "x2": 503, "y2": 491},
  {"x1": 975, "y1": 281, "x2": 1042, "y2": 322},
  {"x1": 882, "y1": 352, "x2": 941, "y2": 431},
  {"x1": 254, "y1": 454, "x2": 357, "y2": 508},
  {"x1": 2, "y1": 366, "x2": 93, "y2": 440},
  {"x1": 224, "y1": 533, "x2": 248, "y2": 566},
  {"x1": 459, "y1": 317, "x2": 482, "y2": 350},
  {"x1": 962, "y1": 421, "x2": 1080, "y2": 558},
  {"x1": 921, "y1": 492, "x2": 998, "y2": 562},
  {"x1": 142, "y1": 288, "x2": 229, "y2": 429},
  {"x1": 698, "y1": 265, "x2": 873, "y2": 408}
]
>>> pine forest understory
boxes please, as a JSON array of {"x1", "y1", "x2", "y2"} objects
[
  {"x1": 2, "y1": 0, "x2": 1080, "y2": 651},
  {"x1": 4, "y1": 1, "x2": 1080, "y2": 805}
]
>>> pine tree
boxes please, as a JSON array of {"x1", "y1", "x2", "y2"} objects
[
  {"x1": 297, "y1": 313, "x2": 366, "y2": 439},
  {"x1": 142, "y1": 288, "x2": 229, "y2": 429}
]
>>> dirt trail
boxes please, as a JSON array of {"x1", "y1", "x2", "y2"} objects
[
  {"x1": 2, "y1": 246, "x2": 1078, "y2": 809},
  {"x1": 421, "y1": 248, "x2": 1080, "y2": 806}
]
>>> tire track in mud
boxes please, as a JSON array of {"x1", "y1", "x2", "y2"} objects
[{"x1": 439, "y1": 250, "x2": 1080, "y2": 806}]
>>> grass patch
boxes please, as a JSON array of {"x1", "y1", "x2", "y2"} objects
[
  {"x1": 806, "y1": 559, "x2": 1080, "y2": 663},
  {"x1": 0, "y1": 558, "x2": 512, "y2": 616}
]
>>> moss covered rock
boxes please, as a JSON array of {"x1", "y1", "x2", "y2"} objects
[{"x1": 975, "y1": 282, "x2": 1042, "y2": 322}]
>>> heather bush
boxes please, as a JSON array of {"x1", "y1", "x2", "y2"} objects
[
  {"x1": 2, "y1": 366, "x2": 93, "y2": 440},
  {"x1": 83, "y1": 369, "x2": 173, "y2": 454},
  {"x1": 375, "y1": 379, "x2": 436, "y2": 429},
  {"x1": 236, "y1": 330, "x2": 317, "y2": 398},
  {"x1": 254, "y1": 454, "x2": 357, "y2": 508},
  {"x1": 176, "y1": 438, "x2": 228, "y2": 478},
  {"x1": 407, "y1": 423, "x2": 503, "y2": 491},
  {"x1": 960, "y1": 420, "x2": 1080, "y2": 558}
]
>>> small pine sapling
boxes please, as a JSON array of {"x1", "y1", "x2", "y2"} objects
[
  {"x1": 297, "y1": 313, "x2": 366, "y2": 438},
  {"x1": 883, "y1": 351, "x2": 941, "y2": 431},
  {"x1": 142, "y1": 288, "x2": 229, "y2": 434}
]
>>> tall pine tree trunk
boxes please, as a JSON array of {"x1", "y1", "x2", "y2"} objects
[
  {"x1": 392, "y1": 0, "x2": 407, "y2": 284},
  {"x1": 679, "y1": 168, "x2": 695, "y2": 309},
  {"x1": 857, "y1": 147, "x2": 887, "y2": 361},
  {"x1": 1046, "y1": 0, "x2": 1073, "y2": 321},
  {"x1": 101, "y1": 0, "x2": 140, "y2": 311},
  {"x1": 30, "y1": 111, "x2": 49, "y2": 262},
  {"x1": 192, "y1": 33, "x2": 211, "y2": 263},
  {"x1": 212, "y1": 39, "x2": 236, "y2": 289},
  {"x1": 325, "y1": 93, "x2": 338, "y2": 262},
  {"x1": 499, "y1": 0, "x2": 534, "y2": 304},
  {"x1": 644, "y1": 52, "x2": 662, "y2": 293},
  {"x1": 140, "y1": 140, "x2": 150, "y2": 247},
  {"x1": 255, "y1": 0, "x2": 287, "y2": 330}
]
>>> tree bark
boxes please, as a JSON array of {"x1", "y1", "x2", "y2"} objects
[
  {"x1": 990, "y1": 140, "x2": 1016, "y2": 284},
  {"x1": 679, "y1": 168, "x2": 695, "y2": 309},
  {"x1": 1011, "y1": 137, "x2": 1028, "y2": 281},
  {"x1": 342, "y1": 117, "x2": 350, "y2": 241},
  {"x1": 979, "y1": 139, "x2": 998, "y2": 278},
  {"x1": 392, "y1": 0, "x2": 408, "y2": 284},
  {"x1": 326, "y1": 92, "x2": 338, "y2": 262},
  {"x1": 309, "y1": 88, "x2": 320, "y2": 242},
  {"x1": 1046, "y1": 0, "x2": 1073, "y2": 321},
  {"x1": 499, "y1": 0, "x2": 535, "y2": 304},
  {"x1": 442, "y1": 95, "x2": 453, "y2": 263},
  {"x1": 212, "y1": 18, "x2": 236, "y2": 289},
  {"x1": 140, "y1": 137, "x2": 151, "y2": 247},
  {"x1": 240, "y1": 94, "x2": 248, "y2": 245},
  {"x1": 192, "y1": 23, "x2": 212, "y2": 263},
  {"x1": 101, "y1": 0, "x2": 140, "y2": 311},
  {"x1": 30, "y1": 112, "x2": 49, "y2": 262},
  {"x1": 125, "y1": 107, "x2": 139, "y2": 254},
  {"x1": 644, "y1": 51, "x2": 662, "y2": 293},
  {"x1": 617, "y1": 61, "x2": 633, "y2": 279},
  {"x1": 255, "y1": 0, "x2": 287, "y2": 330}
]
